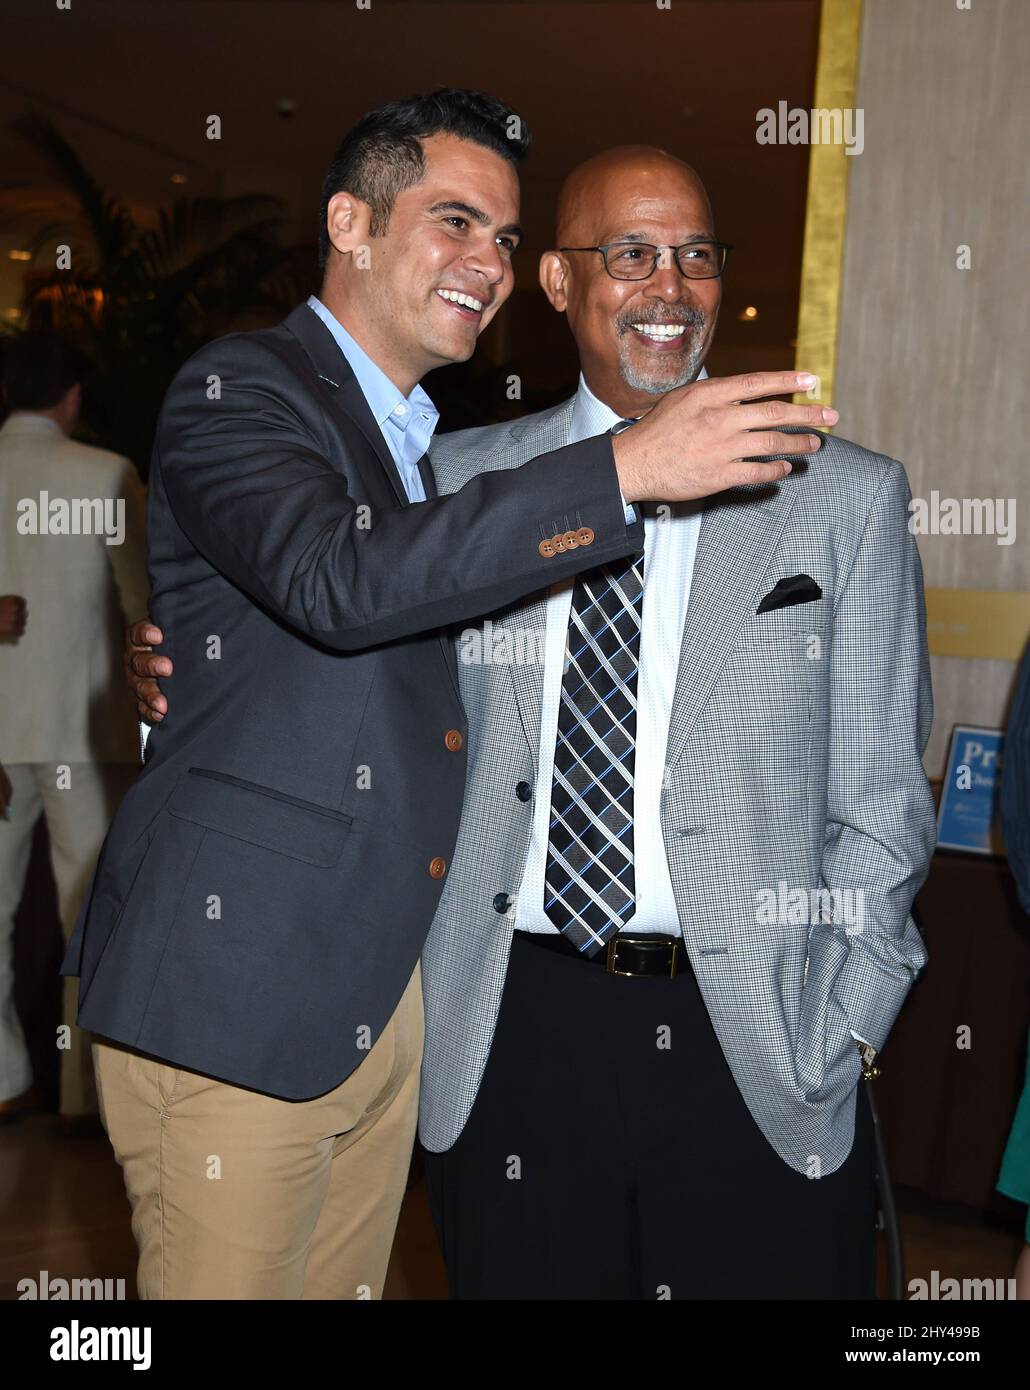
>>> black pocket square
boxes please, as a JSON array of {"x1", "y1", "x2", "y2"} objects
[{"x1": 756, "y1": 574, "x2": 823, "y2": 614}]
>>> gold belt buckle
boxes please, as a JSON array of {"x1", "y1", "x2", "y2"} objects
[{"x1": 605, "y1": 935, "x2": 680, "y2": 979}]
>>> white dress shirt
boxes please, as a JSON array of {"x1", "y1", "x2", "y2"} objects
[
  {"x1": 516, "y1": 372, "x2": 705, "y2": 935},
  {"x1": 512, "y1": 374, "x2": 874, "y2": 1049}
]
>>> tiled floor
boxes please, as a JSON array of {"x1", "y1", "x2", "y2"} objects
[{"x1": 0, "y1": 1112, "x2": 1022, "y2": 1301}]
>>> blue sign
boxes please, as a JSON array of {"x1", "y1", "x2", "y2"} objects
[{"x1": 937, "y1": 725, "x2": 1006, "y2": 855}]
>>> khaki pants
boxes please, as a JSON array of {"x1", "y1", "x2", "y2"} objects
[
  {"x1": 92, "y1": 960, "x2": 424, "y2": 1300},
  {"x1": 0, "y1": 761, "x2": 133, "y2": 1112}
]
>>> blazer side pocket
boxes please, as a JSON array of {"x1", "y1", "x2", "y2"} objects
[{"x1": 166, "y1": 768, "x2": 353, "y2": 868}]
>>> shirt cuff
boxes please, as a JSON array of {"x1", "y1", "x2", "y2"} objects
[
  {"x1": 619, "y1": 487, "x2": 640, "y2": 525},
  {"x1": 850, "y1": 1030, "x2": 872, "y2": 1048}
]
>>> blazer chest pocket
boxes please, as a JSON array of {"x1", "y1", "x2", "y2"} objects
[
  {"x1": 166, "y1": 768, "x2": 353, "y2": 868},
  {"x1": 738, "y1": 605, "x2": 829, "y2": 645}
]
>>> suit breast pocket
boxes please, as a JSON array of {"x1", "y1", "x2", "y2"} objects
[
  {"x1": 723, "y1": 624, "x2": 826, "y2": 728},
  {"x1": 710, "y1": 624, "x2": 830, "y2": 822}
]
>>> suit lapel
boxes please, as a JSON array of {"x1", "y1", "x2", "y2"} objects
[
  {"x1": 283, "y1": 303, "x2": 408, "y2": 507},
  {"x1": 282, "y1": 303, "x2": 459, "y2": 699},
  {"x1": 334, "y1": 374, "x2": 409, "y2": 507},
  {"x1": 664, "y1": 480, "x2": 801, "y2": 773},
  {"x1": 416, "y1": 449, "x2": 438, "y2": 500},
  {"x1": 499, "y1": 593, "x2": 550, "y2": 756}
]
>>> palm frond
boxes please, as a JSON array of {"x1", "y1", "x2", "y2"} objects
[{"x1": 9, "y1": 110, "x2": 135, "y2": 267}]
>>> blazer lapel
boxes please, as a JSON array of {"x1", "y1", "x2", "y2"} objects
[
  {"x1": 499, "y1": 594, "x2": 550, "y2": 756},
  {"x1": 664, "y1": 480, "x2": 801, "y2": 774},
  {"x1": 416, "y1": 449, "x2": 438, "y2": 500},
  {"x1": 282, "y1": 303, "x2": 460, "y2": 699},
  {"x1": 283, "y1": 303, "x2": 408, "y2": 507}
]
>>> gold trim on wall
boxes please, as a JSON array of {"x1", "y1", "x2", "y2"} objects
[
  {"x1": 925, "y1": 589, "x2": 1030, "y2": 661},
  {"x1": 793, "y1": 0, "x2": 864, "y2": 410}
]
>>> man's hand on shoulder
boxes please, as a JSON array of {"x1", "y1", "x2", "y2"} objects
[{"x1": 125, "y1": 618, "x2": 172, "y2": 724}]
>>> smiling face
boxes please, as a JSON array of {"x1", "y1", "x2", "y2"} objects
[
  {"x1": 540, "y1": 146, "x2": 722, "y2": 418},
  {"x1": 321, "y1": 132, "x2": 522, "y2": 393}
]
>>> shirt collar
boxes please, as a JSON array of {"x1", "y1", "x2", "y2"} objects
[
  {"x1": 0, "y1": 412, "x2": 65, "y2": 436},
  {"x1": 570, "y1": 365, "x2": 710, "y2": 444},
  {"x1": 306, "y1": 295, "x2": 438, "y2": 439}
]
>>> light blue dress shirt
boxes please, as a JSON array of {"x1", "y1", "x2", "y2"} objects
[
  {"x1": 307, "y1": 295, "x2": 438, "y2": 503},
  {"x1": 517, "y1": 371, "x2": 706, "y2": 936}
]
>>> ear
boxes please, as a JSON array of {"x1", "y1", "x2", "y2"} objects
[
  {"x1": 325, "y1": 190, "x2": 373, "y2": 259},
  {"x1": 539, "y1": 250, "x2": 569, "y2": 312}
]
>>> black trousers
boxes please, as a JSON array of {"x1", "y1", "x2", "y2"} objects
[{"x1": 424, "y1": 931, "x2": 878, "y2": 1300}]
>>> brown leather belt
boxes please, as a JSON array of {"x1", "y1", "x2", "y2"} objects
[{"x1": 514, "y1": 929, "x2": 683, "y2": 979}]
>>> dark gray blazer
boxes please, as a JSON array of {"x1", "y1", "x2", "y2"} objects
[{"x1": 61, "y1": 302, "x2": 641, "y2": 1098}]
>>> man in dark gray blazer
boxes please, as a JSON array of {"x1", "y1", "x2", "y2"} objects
[{"x1": 67, "y1": 92, "x2": 826, "y2": 1301}]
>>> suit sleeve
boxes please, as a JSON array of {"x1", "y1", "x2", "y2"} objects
[
  {"x1": 104, "y1": 455, "x2": 150, "y2": 626},
  {"x1": 821, "y1": 460, "x2": 937, "y2": 1052},
  {"x1": 158, "y1": 336, "x2": 642, "y2": 651}
]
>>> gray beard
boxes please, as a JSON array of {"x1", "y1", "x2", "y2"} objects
[{"x1": 617, "y1": 329, "x2": 707, "y2": 396}]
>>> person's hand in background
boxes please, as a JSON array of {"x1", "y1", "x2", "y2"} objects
[
  {"x1": 0, "y1": 595, "x2": 27, "y2": 638},
  {"x1": 125, "y1": 617, "x2": 172, "y2": 724}
]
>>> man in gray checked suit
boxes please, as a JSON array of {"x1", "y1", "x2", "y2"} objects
[
  {"x1": 415, "y1": 146, "x2": 935, "y2": 1299},
  {"x1": 129, "y1": 144, "x2": 935, "y2": 1299}
]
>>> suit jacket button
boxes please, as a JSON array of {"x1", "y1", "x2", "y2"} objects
[
  {"x1": 493, "y1": 893, "x2": 513, "y2": 914},
  {"x1": 429, "y1": 857, "x2": 447, "y2": 879},
  {"x1": 515, "y1": 781, "x2": 532, "y2": 802},
  {"x1": 561, "y1": 529, "x2": 579, "y2": 549},
  {"x1": 552, "y1": 533, "x2": 566, "y2": 552},
  {"x1": 539, "y1": 539, "x2": 556, "y2": 558},
  {"x1": 444, "y1": 729, "x2": 463, "y2": 751},
  {"x1": 576, "y1": 526, "x2": 595, "y2": 546}
]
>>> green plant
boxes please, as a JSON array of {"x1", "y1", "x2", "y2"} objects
[{"x1": 3, "y1": 110, "x2": 313, "y2": 474}]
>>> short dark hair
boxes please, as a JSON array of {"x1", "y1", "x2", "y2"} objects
[
  {"x1": 2, "y1": 331, "x2": 89, "y2": 412},
  {"x1": 318, "y1": 88, "x2": 531, "y2": 270}
]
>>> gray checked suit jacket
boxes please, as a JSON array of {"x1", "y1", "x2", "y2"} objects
[{"x1": 418, "y1": 394, "x2": 936, "y2": 1176}]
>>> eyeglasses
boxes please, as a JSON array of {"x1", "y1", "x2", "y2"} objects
[{"x1": 558, "y1": 240, "x2": 732, "y2": 281}]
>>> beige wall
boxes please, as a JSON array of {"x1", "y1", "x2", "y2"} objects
[{"x1": 832, "y1": 0, "x2": 1029, "y2": 773}]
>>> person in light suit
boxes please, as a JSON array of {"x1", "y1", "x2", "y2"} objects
[
  {"x1": 413, "y1": 147, "x2": 935, "y2": 1298},
  {"x1": 0, "y1": 332, "x2": 148, "y2": 1125},
  {"x1": 126, "y1": 143, "x2": 918, "y2": 1300}
]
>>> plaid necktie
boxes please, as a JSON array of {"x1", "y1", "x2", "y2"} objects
[{"x1": 544, "y1": 536, "x2": 645, "y2": 955}]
